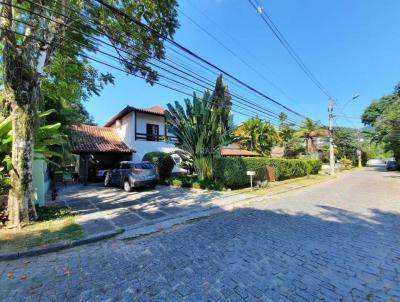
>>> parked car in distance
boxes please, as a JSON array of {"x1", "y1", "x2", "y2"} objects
[
  {"x1": 366, "y1": 159, "x2": 386, "y2": 167},
  {"x1": 386, "y1": 160, "x2": 399, "y2": 171},
  {"x1": 104, "y1": 161, "x2": 158, "y2": 192}
]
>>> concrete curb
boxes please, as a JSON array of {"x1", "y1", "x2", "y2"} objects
[{"x1": 0, "y1": 229, "x2": 124, "y2": 261}]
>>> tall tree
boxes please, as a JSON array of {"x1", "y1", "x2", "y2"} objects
[
  {"x1": 0, "y1": 0, "x2": 178, "y2": 227},
  {"x1": 211, "y1": 74, "x2": 232, "y2": 131},
  {"x1": 278, "y1": 111, "x2": 295, "y2": 146},
  {"x1": 233, "y1": 118, "x2": 281, "y2": 156},
  {"x1": 362, "y1": 82, "x2": 400, "y2": 160},
  {"x1": 334, "y1": 127, "x2": 359, "y2": 163}
]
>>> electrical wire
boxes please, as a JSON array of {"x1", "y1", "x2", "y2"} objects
[{"x1": 247, "y1": 0, "x2": 334, "y2": 100}]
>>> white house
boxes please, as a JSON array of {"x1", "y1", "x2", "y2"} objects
[{"x1": 104, "y1": 105, "x2": 178, "y2": 162}]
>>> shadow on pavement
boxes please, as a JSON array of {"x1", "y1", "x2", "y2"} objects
[{"x1": 1, "y1": 202, "x2": 399, "y2": 301}]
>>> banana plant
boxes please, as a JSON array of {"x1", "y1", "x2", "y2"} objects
[{"x1": 0, "y1": 109, "x2": 66, "y2": 171}]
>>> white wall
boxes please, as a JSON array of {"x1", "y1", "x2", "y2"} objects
[
  {"x1": 133, "y1": 140, "x2": 177, "y2": 162},
  {"x1": 113, "y1": 112, "x2": 136, "y2": 149},
  {"x1": 136, "y1": 112, "x2": 166, "y2": 135},
  {"x1": 110, "y1": 110, "x2": 177, "y2": 162}
]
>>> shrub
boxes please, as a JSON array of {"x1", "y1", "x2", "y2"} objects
[
  {"x1": 214, "y1": 157, "x2": 322, "y2": 188},
  {"x1": 143, "y1": 151, "x2": 175, "y2": 180},
  {"x1": 340, "y1": 158, "x2": 353, "y2": 170},
  {"x1": 166, "y1": 175, "x2": 223, "y2": 190}
]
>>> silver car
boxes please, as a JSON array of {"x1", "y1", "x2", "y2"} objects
[{"x1": 104, "y1": 161, "x2": 158, "y2": 192}]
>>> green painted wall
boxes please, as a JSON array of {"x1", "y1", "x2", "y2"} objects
[{"x1": 32, "y1": 159, "x2": 50, "y2": 206}]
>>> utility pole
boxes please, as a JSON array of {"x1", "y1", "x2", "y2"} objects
[{"x1": 328, "y1": 98, "x2": 335, "y2": 175}]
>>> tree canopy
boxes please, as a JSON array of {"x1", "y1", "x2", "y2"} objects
[
  {"x1": 233, "y1": 118, "x2": 281, "y2": 156},
  {"x1": 0, "y1": 0, "x2": 179, "y2": 227},
  {"x1": 362, "y1": 82, "x2": 400, "y2": 160}
]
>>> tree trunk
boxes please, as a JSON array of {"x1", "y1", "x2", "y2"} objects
[
  {"x1": 3, "y1": 50, "x2": 40, "y2": 228},
  {"x1": 7, "y1": 97, "x2": 37, "y2": 227}
]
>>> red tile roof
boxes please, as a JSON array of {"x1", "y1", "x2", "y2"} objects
[
  {"x1": 141, "y1": 105, "x2": 165, "y2": 115},
  {"x1": 221, "y1": 148, "x2": 259, "y2": 157},
  {"x1": 104, "y1": 105, "x2": 166, "y2": 127},
  {"x1": 69, "y1": 124, "x2": 133, "y2": 154}
]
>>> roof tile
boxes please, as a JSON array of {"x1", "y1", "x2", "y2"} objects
[{"x1": 69, "y1": 124, "x2": 132, "y2": 153}]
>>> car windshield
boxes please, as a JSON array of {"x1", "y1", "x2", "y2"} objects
[{"x1": 132, "y1": 163, "x2": 154, "y2": 169}]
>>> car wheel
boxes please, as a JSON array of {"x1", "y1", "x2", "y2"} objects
[
  {"x1": 123, "y1": 180, "x2": 132, "y2": 192},
  {"x1": 104, "y1": 173, "x2": 111, "y2": 187}
]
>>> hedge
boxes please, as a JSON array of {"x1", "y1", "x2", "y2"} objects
[
  {"x1": 214, "y1": 157, "x2": 322, "y2": 188},
  {"x1": 166, "y1": 175, "x2": 223, "y2": 190},
  {"x1": 143, "y1": 151, "x2": 175, "y2": 180}
]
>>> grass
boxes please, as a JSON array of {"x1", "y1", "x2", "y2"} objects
[
  {"x1": 0, "y1": 206, "x2": 83, "y2": 253},
  {"x1": 239, "y1": 174, "x2": 335, "y2": 196}
]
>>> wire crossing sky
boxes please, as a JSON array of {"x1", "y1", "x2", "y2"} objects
[{"x1": 84, "y1": 0, "x2": 400, "y2": 128}]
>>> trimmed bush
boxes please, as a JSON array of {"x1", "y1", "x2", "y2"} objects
[
  {"x1": 143, "y1": 151, "x2": 175, "y2": 180},
  {"x1": 214, "y1": 157, "x2": 322, "y2": 188},
  {"x1": 166, "y1": 175, "x2": 223, "y2": 190}
]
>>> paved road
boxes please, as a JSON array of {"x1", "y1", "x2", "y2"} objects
[{"x1": 1, "y1": 168, "x2": 399, "y2": 301}]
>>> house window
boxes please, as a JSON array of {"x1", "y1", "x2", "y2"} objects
[{"x1": 146, "y1": 124, "x2": 159, "y2": 141}]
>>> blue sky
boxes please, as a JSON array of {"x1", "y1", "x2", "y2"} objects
[{"x1": 86, "y1": 0, "x2": 400, "y2": 128}]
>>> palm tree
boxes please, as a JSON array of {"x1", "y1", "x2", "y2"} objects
[
  {"x1": 233, "y1": 118, "x2": 281, "y2": 156},
  {"x1": 295, "y1": 118, "x2": 328, "y2": 153}
]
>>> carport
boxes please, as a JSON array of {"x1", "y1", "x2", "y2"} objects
[{"x1": 69, "y1": 124, "x2": 133, "y2": 185}]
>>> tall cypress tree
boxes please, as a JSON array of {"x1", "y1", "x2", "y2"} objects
[{"x1": 211, "y1": 74, "x2": 232, "y2": 132}]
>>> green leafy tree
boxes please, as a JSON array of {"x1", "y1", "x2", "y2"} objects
[
  {"x1": 362, "y1": 82, "x2": 400, "y2": 160},
  {"x1": 0, "y1": 0, "x2": 179, "y2": 227},
  {"x1": 233, "y1": 118, "x2": 281, "y2": 156},
  {"x1": 361, "y1": 95, "x2": 398, "y2": 126},
  {"x1": 375, "y1": 101, "x2": 400, "y2": 160},
  {"x1": 295, "y1": 118, "x2": 328, "y2": 154},
  {"x1": 334, "y1": 127, "x2": 360, "y2": 163},
  {"x1": 166, "y1": 76, "x2": 231, "y2": 180},
  {"x1": 278, "y1": 112, "x2": 295, "y2": 146}
]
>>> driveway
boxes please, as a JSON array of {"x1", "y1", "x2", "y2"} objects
[
  {"x1": 1, "y1": 167, "x2": 399, "y2": 301},
  {"x1": 52, "y1": 184, "x2": 254, "y2": 237}
]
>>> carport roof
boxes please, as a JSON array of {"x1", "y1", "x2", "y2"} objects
[{"x1": 69, "y1": 124, "x2": 133, "y2": 154}]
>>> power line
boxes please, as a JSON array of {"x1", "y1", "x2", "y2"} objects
[
  {"x1": 180, "y1": 4, "x2": 310, "y2": 114},
  {"x1": 90, "y1": 0, "x2": 309, "y2": 120},
  {"x1": 11, "y1": 0, "x2": 301, "y2": 125},
  {"x1": 247, "y1": 0, "x2": 334, "y2": 100},
  {"x1": 0, "y1": 19, "x2": 285, "y2": 126}
]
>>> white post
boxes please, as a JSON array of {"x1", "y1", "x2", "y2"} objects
[{"x1": 247, "y1": 171, "x2": 255, "y2": 190}]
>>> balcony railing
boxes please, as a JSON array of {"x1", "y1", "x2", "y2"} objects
[{"x1": 135, "y1": 132, "x2": 177, "y2": 143}]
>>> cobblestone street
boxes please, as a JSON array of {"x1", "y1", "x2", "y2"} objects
[{"x1": 1, "y1": 168, "x2": 399, "y2": 301}]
